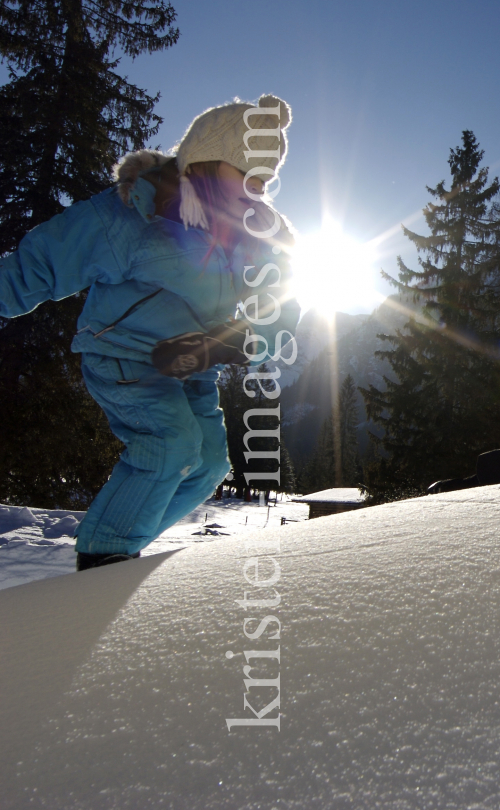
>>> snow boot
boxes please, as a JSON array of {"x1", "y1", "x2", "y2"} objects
[{"x1": 76, "y1": 551, "x2": 141, "y2": 571}]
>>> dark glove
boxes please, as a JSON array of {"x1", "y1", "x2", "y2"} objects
[{"x1": 152, "y1": 320, "x2": 256, "y2": 380}]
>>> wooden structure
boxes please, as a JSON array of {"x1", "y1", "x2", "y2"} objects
[{"x1": 293, "y1": 488, "x2": 366, "y2": 520}]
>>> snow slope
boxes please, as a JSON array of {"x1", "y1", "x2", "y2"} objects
[{"x1": 2, "y1": 487, "x2": 500, "y2": 809}]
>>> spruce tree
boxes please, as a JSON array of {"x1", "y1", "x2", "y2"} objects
[
  {"x1": 0, "y1": 0, "x2": 179, "y2": 507},
  {"x1": 218, "y1": 365, "x2": 249, "y2": 497},
  {"x1": 361, "y1": 131, "x2": 500, "y2": 499},
  {"x1": 298, "y1": 415, "x2": 335, "y2": 495},
  {"x1": 339, "y1": 373, "x2": 359, "y2": 486},
  {"x1": 218, "y1": 363, "x2": 295, "y2": 498},
  {"x1": 299, "y1": 373, "x2": 360, "y2": 494}
]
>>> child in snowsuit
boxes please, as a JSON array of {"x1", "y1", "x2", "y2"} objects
[{"x1": 0, "y1": 95, "x2": 300, "y2": 570}]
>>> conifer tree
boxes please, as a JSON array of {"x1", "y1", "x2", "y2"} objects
[
  {"x1": 361, "y1": 131, "x2": 500, "y2": 499},
  {"x1": 218, "y1": 365, "x2": 249, "y2": 497},
  {"x1": 218, "y1": 364, "x2": 295, "y2": 498},
  {"x1": 0, "y1": 0, "x2": 179, "y2": 507},
  {"x1": 339, "y1": 373, "x2": 359, "y2": 485},
  {"x1": 299, "y1": 373, "x2": 360, "y2": 494},
  {"x1": 298, "y1": 415, "x2": 335, "y2": 495}
]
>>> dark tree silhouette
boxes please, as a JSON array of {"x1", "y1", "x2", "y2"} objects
[
  {"x1": 0, "y1": 0, "x2": 178, "y2": 507},
  {"x1": 298, "y1": 373, "x2": 360, "y2": 494},
  {"x1": 218, "y1": 363, "x2": 295, "y2": 498},
  {"x1": 361, "y1": 132, "x2": 500, "y2": 501}
]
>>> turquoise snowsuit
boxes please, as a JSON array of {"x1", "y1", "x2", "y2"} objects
[{"x1": 0, "y1": 177, "x2": 300, "y2": 554}]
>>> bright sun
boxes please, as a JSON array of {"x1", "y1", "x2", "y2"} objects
[{"x1": 290, "y1": 219, "x2": 380, "y2": 317}]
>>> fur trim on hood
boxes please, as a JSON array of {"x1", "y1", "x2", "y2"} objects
[{"x1": 112, "y1": 150, "x2": 173, "y2": 205}]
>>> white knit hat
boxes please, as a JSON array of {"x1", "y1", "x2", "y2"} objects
[{"x1": 176, "y1": 94, "x2": 291, "y2": 229}]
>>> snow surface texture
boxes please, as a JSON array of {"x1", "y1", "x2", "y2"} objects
[
  {"x1": 2, "y1": 487, "x2": 500, "y2": 809},
  {"x1": 0, "y1": 499, "x2": 308, "y2": 590}
]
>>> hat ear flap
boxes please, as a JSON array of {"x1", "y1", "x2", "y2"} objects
[{"x1": 179, "y1": 175, "x2": 209, "y2": 231}]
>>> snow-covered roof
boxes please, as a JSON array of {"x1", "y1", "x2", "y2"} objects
[{"x1": 292, "y1": 486, "x2": 366, "y2": 503}]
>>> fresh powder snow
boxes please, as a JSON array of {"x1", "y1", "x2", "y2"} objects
[{"x1": 1, "y1": 487, "x2": 500, "y2": 808}]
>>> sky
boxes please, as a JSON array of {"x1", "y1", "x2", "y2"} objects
[
  {"x1": 2, "y1": 0, "x2": 499, "y2": 313},
  {"x1": 117, "y1": 0, "x2": 500, "y2": 313}
]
